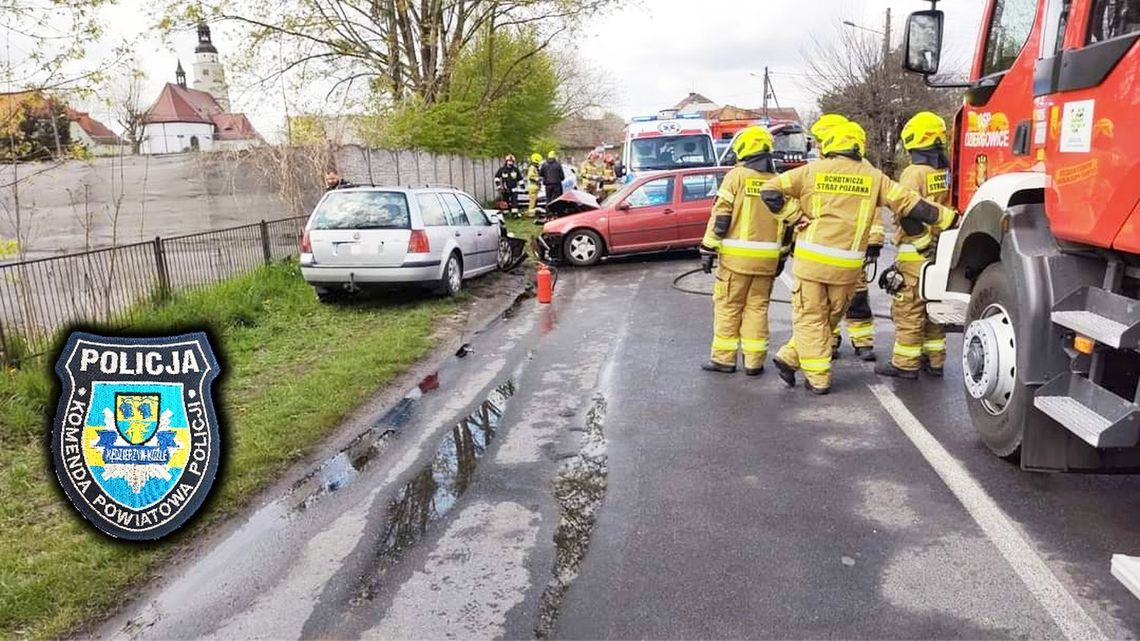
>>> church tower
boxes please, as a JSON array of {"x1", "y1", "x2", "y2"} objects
[{"x1": 191, "y1": 22, "x2": 231, "y2": 111}]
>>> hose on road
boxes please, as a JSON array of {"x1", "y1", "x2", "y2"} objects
[{"x1": 671, "y1": 267, "x2": 894, "y2": 321}]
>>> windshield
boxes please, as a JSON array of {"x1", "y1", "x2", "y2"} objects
[
  {"x1": 629, "y1": 135, "x2": 716, "y2": 172},
  {"x1": 310, "y1": 191, "x2": 411, "y2": 230},
  {"x1": 774, "y1": 132, "x2": 808, "y2": 154}
]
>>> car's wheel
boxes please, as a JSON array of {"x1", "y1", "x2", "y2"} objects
[
  {"x1": 962, "y1": 262, "x2": 1030, "y2": 459},
  {"x1": 563, "y1": 229, "x2": 603, "y2": 267},
  {"x1": 438, "y1": 252, "x2": 463, "y2": 297}
]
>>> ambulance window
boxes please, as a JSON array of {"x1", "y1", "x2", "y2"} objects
[
  {"x1": 1088, "y1": 0, "x2": 1140, "y2": 43},
  {"x1": 981, "y1": 0, "x2": 1037, "y2": 76}
]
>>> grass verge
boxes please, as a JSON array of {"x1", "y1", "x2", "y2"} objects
[
  {"x1": 503, "y1": 215, "x2": 543, "y2": 241},
  {"x1": 0, "y1": 261, "x2": 455, "y2": 639}
]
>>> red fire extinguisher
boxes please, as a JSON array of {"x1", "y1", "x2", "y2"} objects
[{"x1": 536, "y1": 264, "x2": 553, "y2": 304}]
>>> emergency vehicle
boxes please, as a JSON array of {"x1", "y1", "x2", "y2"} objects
[
  {"x1": 901, "y1": 0, "x2": 1140, "y2": 475},
  {"x1": 716, "y1": 121, "x2": 810, "y2": 172},
  {"x1": 620, "y1": 113, "x2": 717, "y2": 182}
]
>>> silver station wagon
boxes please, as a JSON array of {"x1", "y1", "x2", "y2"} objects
[{"x1": 300, "y1": 186, "x2": 504, "y2": 302}]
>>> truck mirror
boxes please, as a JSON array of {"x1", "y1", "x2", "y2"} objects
[{"x1": 903, "y1": 9, "x2": 944, "y2": 75}]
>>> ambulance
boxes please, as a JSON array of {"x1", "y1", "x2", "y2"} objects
[{"x1": 620, "y1": 112, "x2": 717, "y2": 183}]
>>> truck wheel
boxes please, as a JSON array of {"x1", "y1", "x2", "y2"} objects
[
  {"x1": 962, "y1": 262, "x2": 1030, "y2": 458},
  {"x1": 563, "y1": 229, "x2": 603, "y2": 267}
]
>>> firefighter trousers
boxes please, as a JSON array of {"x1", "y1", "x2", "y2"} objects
[
  {"x1": 527, "y1": 187, "x2": 539, "y2": 216},
  {"x1": 890, "y1": 261, "x2": 945, "y2": 370},
  {"x1": 777, "y1": 278, "x2": 855, "y2": 389},
  {"x1": 710, "y1": 265, "x2": 774, "y2": 370}
]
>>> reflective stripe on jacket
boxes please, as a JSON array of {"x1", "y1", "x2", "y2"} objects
[
  {"x1": 761, "y1": 156, "x2": 929, "y2": 285},
  {"x1": 702, "y1": 166, "x2": 791, "y2": 276}
]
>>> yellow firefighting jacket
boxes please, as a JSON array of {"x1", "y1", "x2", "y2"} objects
[
  {"x1": 895, "y1": 164, "x2": 954, "y2": 263},
  {"x1": 526, "y1": 165, "x2": 540, "y2": 192},
  {"x1": 762, "y1": 156, "x2": 952, "y2": 285},
  {"x1": 579, "y1": 161, "x2": 602, "y2": 184},
  {"x1": 701, "y1": 166, "x2": 792, "y2": 276}
]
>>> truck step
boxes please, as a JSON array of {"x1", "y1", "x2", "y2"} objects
[
  {"x1": 1034, "y1": 373, "x2": 1140, "y2": 448},
  {"x1": 1051, "y1": 286, "x2": 1140, "y2": 349},
  {"x1": 927, "y1": 300, "x2": 967, "y2": 333},
  {"x1": 1112, "y1": 555, "x2": 1140, "y2": 601}
]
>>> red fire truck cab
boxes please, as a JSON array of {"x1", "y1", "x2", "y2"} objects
[{"x1": 903, "y1": 0, "x2": 1140, "y2": 473}]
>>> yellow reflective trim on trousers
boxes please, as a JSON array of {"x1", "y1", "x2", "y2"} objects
[
  {"x1": 847, "y1": 324, "x2": 874, "y2": 338},
  {"x1": 712, "y1": 336, "x2": 739, "y2": 351},
  {"x1": 923, "y1": 339, "x2": 947, "y2": 352},
  {"x1": 800, "y1": 357, "x2": 831, "y2": 373},
  {"x1": 740, "y1": 338, "x2": 769, "y2": 353},
  {"x1": 893, "y1": 342, "x2": 923, "y2": 358},
  {"x1": 896, "y1": 243, "x2": 926, "y2": 262},
  {"x1": 702, "y1": 234, "x2": 722, "y2": 248},
  {"x1": 716, "y1": 188, "x2": 736, "y2": 203},
  {"x1": 794, "y1": 241, "x2": 865, "y2": 269},
  {"x1": 851, "y1": 199, "x2": 872, "y2": 251}
]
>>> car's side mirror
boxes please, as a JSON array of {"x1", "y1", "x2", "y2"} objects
[
  {"x1": 903, "y1": 9, "x2": 944, "y2": 75},
  {"x1": 617, "y1": 202, "x2": 631, "y2": 211}
]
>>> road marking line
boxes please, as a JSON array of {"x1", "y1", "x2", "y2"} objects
[{"x1": 868, "y1": 383, "x2": 1108, "y2": 641}]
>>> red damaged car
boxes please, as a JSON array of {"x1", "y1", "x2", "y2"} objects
[{"x1": 535, "y1": 167, "x2": 729, "y2": 266}]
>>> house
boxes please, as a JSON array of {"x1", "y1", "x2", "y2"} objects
[
  {"x1": 66, "y1": 109, "x2": 124, "y2": 156},
  {"x1": 553, "y1": 113, "x2": 627, "y2": 163},
  {"x1": 139, "y1": 23, "x2": 260, "y2": 154},
  {"x1": 672, "y1": 92, "x2": 720, "y2": 115}
]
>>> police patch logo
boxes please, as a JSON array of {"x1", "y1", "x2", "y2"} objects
[{"x1": 50, "y1": 332, "x2": 222, "y2": 540}]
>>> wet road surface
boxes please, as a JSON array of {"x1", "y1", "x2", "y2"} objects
[{"x1": 102, "y1": 250, "x2": 1140, "y2": 640}]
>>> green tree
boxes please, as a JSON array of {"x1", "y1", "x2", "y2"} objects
[{"x1": 372, "y1": 30, "x2": 560, "y2": 156}]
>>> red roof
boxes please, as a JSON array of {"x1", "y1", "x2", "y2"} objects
[
  {"x1": 65, "y1": 108, "x2": 121, "y2": 144},
  {"x1": 142, "y1": 83, "x2": 223, "y2": 124},
  {"x1": 211, "y1": 113, "x2": 260, "y2": 141}
]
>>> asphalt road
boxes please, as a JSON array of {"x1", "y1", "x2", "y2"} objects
[{"x1": 101, "y1": 250, "x2": 1140, "y2": 640}]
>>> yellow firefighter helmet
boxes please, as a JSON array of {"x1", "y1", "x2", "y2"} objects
[
  {"x1": 821, "y1": 121, "x2": 866, "y2": 157},
  {"x1": 731, "y1": 126, "x2": 774, "y2": 161},
  {"x1": 901, "y1": 111, "x2": 948, "y2": 151},
  {"x1": 811, "y1": 113, "x2": 849, "y2": 141}
]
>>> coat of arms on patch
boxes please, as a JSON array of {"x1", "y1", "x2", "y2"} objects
[{"x1": 50, "y1": 332, "x2": 222, "y2": 540}]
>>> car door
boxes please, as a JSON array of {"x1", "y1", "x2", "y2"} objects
[
  {"x1": 438, "y1": 192, "x2": 480, "y2": 275},
  {"x1": 455, "y1": 193, "x2": 498, "y2": 272},
  {"x1": 415, "y1": 192, "x2": 452, "y2": 267},
  {"x1": 677, "y1": 171, "x2": 725, "y2": 244},
  {"x1": 607, "y1": 176, "x2": 679, "y2": 252}
]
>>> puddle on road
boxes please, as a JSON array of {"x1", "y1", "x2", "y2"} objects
[
  {"x1": 288, "y1": 373, "x2": 442, "y2": 512},
  {"x1": 536, "y1": 393, "x2": 608, "y2": 639},
  {"x1": 354, "y1": 380, "x2": 517, "y2": 602}
]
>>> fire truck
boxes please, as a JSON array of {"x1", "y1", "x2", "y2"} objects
[{"x1": 903, "y1": 0, "x2": 1139, "y2": 475}]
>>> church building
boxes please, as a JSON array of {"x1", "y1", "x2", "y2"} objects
[{"x1": 139, "y1": 23, "x2": 261, "y2": 155}]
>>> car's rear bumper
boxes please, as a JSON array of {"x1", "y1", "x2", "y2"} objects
[{"x1": 301, "y1": 260, "x2": 442, "y2": 285}]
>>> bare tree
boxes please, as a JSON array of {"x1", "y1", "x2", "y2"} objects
[
  {"x1": 107, "y1": 66, "x2": 147, "y2": 155},
  {"x1": 162, "y1": 0, "x2": 619, "y2": 104},
  {"x1": 552, "y1": 54, "x2": 614, "y2": 119},
  {"x1": 802, "y1": 25, "x2": 959, "y2": 175}
]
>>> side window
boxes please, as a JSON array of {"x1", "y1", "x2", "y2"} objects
[
  {"x1": 439, "y1": 193, "x2": 468, "y2": 226},
  {"x1": 624, "y1": 177, "x2": 676, "y2": 208},
  {"x1": 980, "y1": 0, "x2": 1038, "y2": 76},
  {"x1": 1088, "y1": 0, "x2": 1140, "y2": 43},
  {"x1": 681, "y1": 173, "x2": 723, "y2": 202},
  {"x1": 457, "y1": 194, "x2": 490, "y2": 225},
  {"x1": 1040, "y1": 0, "x2": 1071, "y2": 57},
  {"x1": 416, "y1": 193, "x2": 449, "y2": 227}
]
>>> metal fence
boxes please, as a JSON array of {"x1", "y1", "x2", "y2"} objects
[{"x1": 0, "y1": 216, "x2": 306, "y2": 363}]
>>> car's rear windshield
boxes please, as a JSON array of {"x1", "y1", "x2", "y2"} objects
[{"x1": 310, "y1": 191, "x2": 411, "y2": 230}]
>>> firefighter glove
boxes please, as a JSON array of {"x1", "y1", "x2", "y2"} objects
[{"x1": 699, "y1": 246, "x2": 717, "y2": 274}]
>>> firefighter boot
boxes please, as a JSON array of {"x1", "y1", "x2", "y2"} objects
[
  {"x1": 874, "y1": 361, "x2": 919, "y2": 380},
  {"x1": 702, "y1": 361, "x2": 737, "y2": 374},
  {"x1": 774, "y1": 343, "x2": 799, "y2": 387}
]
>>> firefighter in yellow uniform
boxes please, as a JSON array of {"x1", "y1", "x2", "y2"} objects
[
  {"x1": 579, "y1": 151, "x2": 603, "y2": 199},
  {"x1": 526, "y1": 152, "x2": 542, "y2": 216},
  {"x1": 875, "y1": 111, "x2": 957, "y2": 379},
  {"x1": 699, "y1": 126, "x2": 793, "y2": 375},
  {"x1": 760, "y1": 121, "x2": 957, "y2": 394}
]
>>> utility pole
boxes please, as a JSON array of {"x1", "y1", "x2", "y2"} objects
[
  {"x1": 761, "y1": 67, "x2": 781, "y2": 119},
  {"x1": 883, "y1": 7, "x2": 892, "y2": 61}
]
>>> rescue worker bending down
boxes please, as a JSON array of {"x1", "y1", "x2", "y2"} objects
[
  {"x1": 494, "y1": 155, "x2": 522, "y2": 216},
  {"x1": 811, "y1": 114, "x2": 882, "y2": 362},
  {"x1": 875, "y1": 111, "x2": 958, "y2": 379},
  {"x1": 526, "y1": 153, "x2": 543, "y2": 216},
  {"x1": 760, "y1": 121, "x2": 957, "y2": 395},
  {"x1": 699, "y1": 126, "x2": 793, "y2": 376}
]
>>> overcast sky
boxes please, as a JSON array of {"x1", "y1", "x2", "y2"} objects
[{"x1": 58, "y1": 0, "x2": 987, "y2": 140}]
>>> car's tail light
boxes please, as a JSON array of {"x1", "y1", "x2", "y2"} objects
[
  {"x1": 300, "y1": 230, "x2": 312, "y2": 253},
  {"x1": 408, "y1": 229, "x2": 430, "y2": 254}
]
